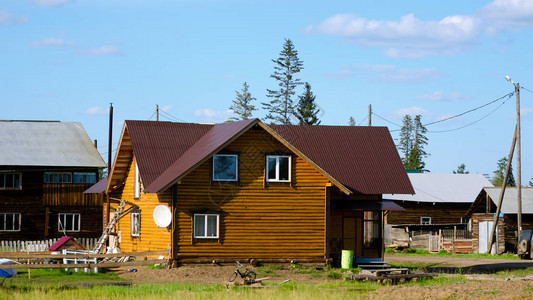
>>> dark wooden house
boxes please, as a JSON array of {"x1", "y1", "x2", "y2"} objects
[
  {"x1": 0, "y1": 121, "x2": 107, "y2": 240},
  {"x1": 384, "y1": 173, "x2": 492, "y2": 235},
  {"x1": 104, "y1": 119, "x2": 413, "y2": 265},
  {"x1": 466, "y1": 187, "x2": 533, "y2": 252}
]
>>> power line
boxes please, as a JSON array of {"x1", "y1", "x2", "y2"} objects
[
  {"x1": 423, "y1": 92, "x2": 514, "y2": 126},
  {"x1": 159, "y1": 110, "x2": 186, "y2": 122},
  {"x1": 426, "y1": 98, "x2": 509, "y2": 133},
  {"x1": 357, "y1": 116, "x2": 368, "y2": 126},
  {"x1": 371, "y1": 112, "x2": 402, "y2": 127},
  {"x1": 521, "y1": 86, "x2": 533, "y2": 94}
]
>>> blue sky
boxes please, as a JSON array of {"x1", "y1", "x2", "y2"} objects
[{"x1": 1, "y1": 0, "x2": 532, "y2": 182}]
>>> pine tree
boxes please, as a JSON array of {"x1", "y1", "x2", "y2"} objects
[
  {"x1": 453, "y1": 163, "x2": 469, "y2": 174},
  {"x1": 294, "y1": 82, "x2": 320, "y2": 125},
  {"x1": 348, "y1": 116, "x2": 356, "y2": 126},
  {"x1": 398, "y1": 114, "x2": 429, "y2": 172},
  {"x1": 229, "y1": 82, "x2": 256, "y2": 121},
  {"x1": 263, "y1": 39, "x2": 304, "y2": 125},
  {"x1": 492, "y1": 157, "x2": 516, "y2": 187}
]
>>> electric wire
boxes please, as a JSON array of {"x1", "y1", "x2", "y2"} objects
[
  {"x1": 521, "y1": 86, "x2": 533, "y2": 94},
  {"x1": 371, "y1": 112, "x2": 402, "y2": 128},
  {"x1": 159, "y1": 110, "x2": 186, "y2": 122},
  {"x1": 357, "y1": 116, "x2": 367, "y2": 126},
  {"x1": 423, "y1": 92, "x2": 514, "y2": 126}
]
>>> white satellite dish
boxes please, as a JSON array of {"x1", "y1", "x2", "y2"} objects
[{"x1": 153, "y1": 205, "x2": 172, "y2": 228}]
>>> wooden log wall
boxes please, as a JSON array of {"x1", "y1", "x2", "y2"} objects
[
  {"x1": 112, "y1": 158, "x2": 172, "y2": 253},
  {"x1": 386, "y1": 202, "x2": 472, "y2": 225},
  {"x1": 174, "y1": 127, "x2": 329, "y2": 261},
  {"x1": 43, "y1": 183, "x2": 102, "y2": 206}
]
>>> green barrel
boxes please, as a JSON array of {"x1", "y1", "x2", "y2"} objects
[{"x1": 341, "y1": 250, "x2": 354, "y2": 269}]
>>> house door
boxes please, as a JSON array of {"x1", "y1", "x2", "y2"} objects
[
  {"x1": 341, "y1": 211, "x2": 381, "y2": 261},
  {"x1": 478, "y1": 221, "x2": 497, "y2": 254}
]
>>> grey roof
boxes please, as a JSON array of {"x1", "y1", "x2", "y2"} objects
[
  {"x1": 484, "y1": 187, "x2": 533, "y2": 214},
  {"x1": 0, "y1": 121, "x2": 106, "y2": 168},
  {"x1": 383, "y1": 173, "x2": 493, "y2": 203}
]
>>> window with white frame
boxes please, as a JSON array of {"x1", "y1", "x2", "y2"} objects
[
  {"x1": 131, "y1": 212, "x2": 140, "y2": 237},
  {"x1": 266, "y1": 155, "x2": 291, "y2": 182},
  {"x1": 0, "y1": 213, "x2": 21, "y2": 231},
  {"x1": 193, "y1": 214, "x2": 219, "y2": 238},
  {"x1": 44, "y1": 172, "x2": 72, "y2": 183},
  {"x1": 134, "y1": 161, "x2": 140, "y2": 199},
  {"x1": 212, "y1": 154, "x2": 238, "y2": 181},
  {"x1": 0, "y1": 173, "x2": 21, "y2": 189},
  {"x1": 420, "y1": 217, "x2": 431, "y2": 225},
  {"x1": 73, "y1": 172, "x2": 97, "y2": 184},
  {"x1": 58, "y1": 213, "x2": 80, "y2": 232}
]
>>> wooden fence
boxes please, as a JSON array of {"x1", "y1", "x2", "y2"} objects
[{"x1": 0, "y1": 238, "x2": 98, "y2": 252}]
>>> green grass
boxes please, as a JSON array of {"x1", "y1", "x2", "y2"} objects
[
  {"x1": 256, "y1": 264, "x2": 283, "y2": 277},
  {"x1": 493, "y1": 267, "x2": 533, "y2": 277},
  {"x1": 147, "y1": 264, "x2": 167, "y2": 269},
  {"x1": 386, "y1": 248, "x2": 519, "y2": 260}
]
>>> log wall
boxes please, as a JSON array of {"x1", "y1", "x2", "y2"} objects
[{"x1": 386, "y1": 202, "x2": 471, "y2": 224}]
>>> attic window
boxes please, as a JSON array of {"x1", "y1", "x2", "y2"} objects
[
  {"x1": 266, "y1": 155, "x2": 291, "y2": 182},
  {"x1": 134, "y1": 160, "x2": 140, "y2": 199},
  {"x1": 213, "y1": 154, "x2": 238, "y2": 182},
  {"x1": 420, "y1": 217, "x2": 431, "y2": 225}
]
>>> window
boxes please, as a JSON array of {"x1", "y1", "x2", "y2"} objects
[
  {"x1": 421, "y1": 217, "x2": 431, "y2": 225},
  {"x1": 266, "y1": 155, "x2": 291, "y2": 182},
  {"x1": 364, "y1": 211, "x2": 380, "y2": 247},
  {"x1": 0, "y1": 173, "x2": 21, "y2": 189},
  {"x1": 193, "y1": 214, "x2": 219, "y2": 238},
  {"x1": 73, "y1": 172, "x2": 96, "y2": 184},
  {"x1": 58, "y1": 213, "x2": 80, "y2": 232},
  {"x1": 213, "y1": 154, "x2": 238, "y2": 181},
  {"x1": 44, "y1": 172, "x2": 72, "y2": 183},
  {"x1": 131, "y1": 212, "x2": 140, "y2": 237},
  {"x1": 0, "y1": 213, "x2": 21, "y2": 231},
  {"x1": 134, "y1": 161, "x2": 140, "y2": 199}
]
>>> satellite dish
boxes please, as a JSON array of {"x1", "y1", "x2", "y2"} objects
[{"x1": 153, "y1": 205, "x2": 172, "y2": 228}]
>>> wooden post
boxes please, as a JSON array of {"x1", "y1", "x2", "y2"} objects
[
  {"x1": 452, "y1": 226, "x2": 456, "y2": 254},
  {"x1": 488, "y1": 124, "x2": 517, "y2": 253},
  {"x1": 515, "y1": 83, "x2": 522, "y2": 240}
]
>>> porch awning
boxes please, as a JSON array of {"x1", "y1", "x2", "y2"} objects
[{"x1": 331, "y1": 200, "x2": 404, "y2": 211}]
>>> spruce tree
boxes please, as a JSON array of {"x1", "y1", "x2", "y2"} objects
[
  {"x1": 229, "y1": 82, "x2": 256, "y2": 121},
  {"x1": 348, "y1": 116, "x2": 356, "y2": 126},
  {"x1": 294, "y1": 82, "x2": 321, "y2": 125},
  {"x1": 398, "y1": 114, "x2": 429, "y2": 172},
  {"x1": 453, "y1": 163, "x2": 469, "y2": 174},
  {"x1": 492, "y1": 157, "x2": 516, "y2": 187},
  {"x1": 263, "y1": 39, "x2": 304, "y2": 125}
]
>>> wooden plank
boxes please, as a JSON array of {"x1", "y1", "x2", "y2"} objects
[
  {"x1": 0, "y1": 259, "x2": 166, "y2": 269},
  {"x1": 0, "y1": 249, "x2": 168, "y2": 259}
]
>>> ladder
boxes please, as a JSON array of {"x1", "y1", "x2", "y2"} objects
[{"x1": 94, "y1": 199, "x2": 127, "y2": 253}]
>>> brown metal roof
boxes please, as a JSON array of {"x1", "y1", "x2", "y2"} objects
[
  {"x1": 144, "y1": 119, "x2": 259, "y2": 193},
  {"x1": 120, "y1": 119, "x2": 413, "y2": 195},
  {"x1": 269, "y1": 125, "x2": 414, "y2": 195},
  {"x1": 125, "y1": 120, "x2": 213, "y2": 188}
]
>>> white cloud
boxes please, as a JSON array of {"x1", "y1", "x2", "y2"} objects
[
  {"x1": 477, "y1": 0, "x2": 533, "y2": 34},
  {"x1": 416, "y1": 91, "x2": 470, "y2": 101},
  {"x1": 305, "y1": 0, "x2": 533, "y2": 58},
  {"x1": 160, "y1": 105, "x2": 172, "y2": 113},
  {"x1": 0, "y1": 9, "x2": 28, "y2": 25},
  {"x1": 76, "y1": 46, "x2": 125, "y2": 56},
  {"x1": 83, "y1": 106, "x2": 109, "y2": 115},
  {"x1": 33, "y1": 0, "x2": 73, "y2": 7},
  {"x1": 393, "y1": 106, "x2": 430, "y2": 117},
  {"x1": 521, "y1": 107, "x2": 533, "y2": 117},
  {"x1": 194, "y1": 108, "x2": 233, "y2": 123},
  {"x1": 327, "y1": 64, "x2": 446, "y2": 83},
  {"x1": 32, "y1": 37, "x2": 75, "y2": 47}
]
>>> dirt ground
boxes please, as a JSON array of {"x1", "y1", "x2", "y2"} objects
[{"x1": 115, "y1": 256, "x2": 533, "y2": 299}]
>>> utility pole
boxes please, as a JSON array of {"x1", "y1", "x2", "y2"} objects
[
  {"x1": 515, "y1": 82, "x2": 522, "y2": 239},
  {"x1": 156, "y1": 104, "x2": 159, "y2": 121},
  {"x1": 368, "y1": 104, "x2": 372, "y2": 126},
  {"x1": 106, "y1": 103, "x2": 113, "y2": 230}
]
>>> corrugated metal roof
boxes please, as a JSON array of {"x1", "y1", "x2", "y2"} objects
[
  {"x1": 484, "y1": 187, "x2": 533, "y2": 214},
  {"x1": 84, "y1": 176, "x2": 108, "y2": 194},
  {"x1": 383, "y1": 173, "x2": 493, "y2": 203},
  {"x1": 269, "y1": 125, "x2": 414, "y2": 195},
  {"x1": 125, "y1": 121, "x2": 213, "y2": 188},
  {"x1": 144, "y1": 119, "x2": 258, "y2": 193},
  {"x1": 123, "y1": 119, "x2": 413, "y2": 195},
  {"x1": 0, "y1": 121, "x2": 106, "y2": 167}
]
